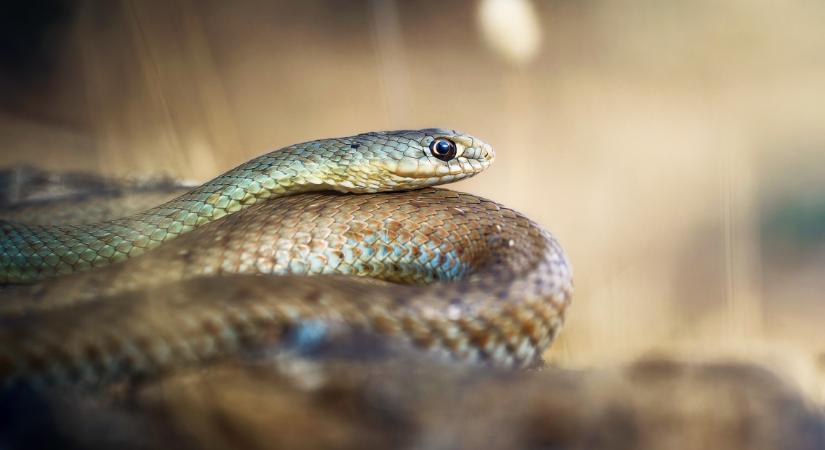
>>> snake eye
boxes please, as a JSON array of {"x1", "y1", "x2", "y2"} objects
[{"x1": 430, "y1": 138, "x2": 457, "y2": 161}]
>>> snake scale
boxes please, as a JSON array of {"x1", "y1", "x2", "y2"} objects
[{"x1": 0, "y1": 129, "x2": 573, "y2": 388}]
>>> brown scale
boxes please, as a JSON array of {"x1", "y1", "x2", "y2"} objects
[{"x1": 0, "y1": 188, "x2": 571, "y2": 388}]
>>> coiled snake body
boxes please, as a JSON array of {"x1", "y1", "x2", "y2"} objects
[{"x1": 0, "y1": 129, "x2": 572, "y2": 388}]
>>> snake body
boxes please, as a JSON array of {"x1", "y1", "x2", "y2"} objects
[
  {"x1": 1, "y1": 129, "x2": 492, "y2": 283},
  {"x1": 0, "y1": 129, "x2": 572, "y2": 388}
]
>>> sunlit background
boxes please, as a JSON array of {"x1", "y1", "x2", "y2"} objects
[{"x1": 2, "y1": 0, "x2": 825, "y2": 398}]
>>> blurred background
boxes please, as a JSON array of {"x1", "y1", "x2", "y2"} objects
[{"x1": 2, "y1": 0, "x2": 825, "y2": 398}]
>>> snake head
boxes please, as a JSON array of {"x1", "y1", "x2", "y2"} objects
[{"x1": 329, "y1": 128, "x2": 495, "y2": 192}]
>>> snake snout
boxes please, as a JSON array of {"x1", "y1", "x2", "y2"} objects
[
  {"x1": 477, "y1": 141, "x2": 495, "y2": 166},
  {"x1": 459, "y1": 139, "x2": 494, "y2": 175}
]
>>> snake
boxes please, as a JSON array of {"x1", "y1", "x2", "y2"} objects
[{"x1": 0, "y1": 128, "x2": 573, "y2": 388}]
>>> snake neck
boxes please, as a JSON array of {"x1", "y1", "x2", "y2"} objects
[
  {"x1": 0, "y1": 148, "x2": 340, "y2": 284},
  {"x1": 146, "y1": 151, "x2": 334, "y2": 226}
]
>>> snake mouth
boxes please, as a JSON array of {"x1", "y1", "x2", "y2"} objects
[{"x1": 392, "y1": 160, "x2": 490, "y2": 180}]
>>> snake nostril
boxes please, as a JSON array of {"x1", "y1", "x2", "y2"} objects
[{"x1": 480, "y1": 146, "x2": 492, "y2": 161}]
